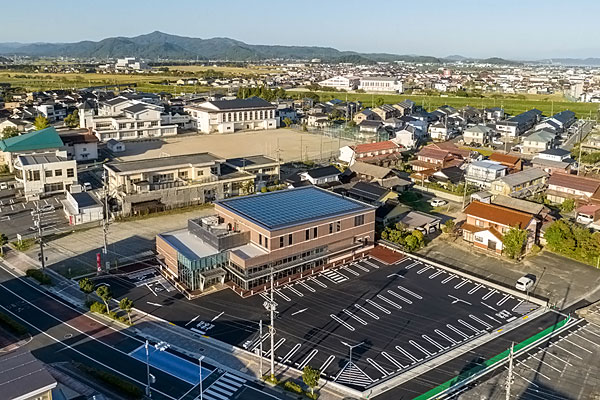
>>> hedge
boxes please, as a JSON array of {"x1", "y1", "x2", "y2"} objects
[
  {"x1": 0, "y1": 312, "x2": 28, "y2": 336},
  {"x1": 25, "y1": 269, "x2": 52, "y2": 285},
  {"x1": 88, "y1": 301, "x2": 129, "y2": 325},
  {"x1": 283, "y1": 380, "x2": 303, "y2": 394},
  {"x1": 77, "y1": 363, "x2": 143, "y2": 399}
]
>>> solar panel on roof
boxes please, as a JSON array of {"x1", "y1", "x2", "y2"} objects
[{"x1": 218, "y1": 187, "x2": 370, "y2": 229}]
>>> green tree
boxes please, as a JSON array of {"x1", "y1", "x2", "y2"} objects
[
  {"x1": 282, "y1": 117, "x2": 292, "y2": 127},
  {"x1": 119, "y1": 297, "x2": 134, "y2": 324},
  {"x1": 404, "y1": 235, "x2": 419, "y2": 251},
  {"x1": 33, "y1": 115, "x2": 49, "y2": 130},
  {"x1": 96, "y1": 285, "x2": 112, "y2": 313},
  {"x1": 78, "y1": 278, "x2": 94, "y2": 302},
  {"x1": 441, "y1": 219, "x2": 456, "y2": 235},
  {"x1": 544, "y1": 219, "x2": 576, "y2": 254},
  {"x1": 1, "y1": 126, "x2": 19, "y2": 139},
  {"x1": 375, "y1": 97, "x2": 385, "y2": 107},
  {"x1": 0, "y1": 233, "x2": 8, "y2": 256},
  {"x1": 302, "y1": 366, "x2": 321, "y2": 396},
  {"x1": 560, "y1": 198, "x2": 576, "y2": 213},
  {"x1": 64, "y1": 109, "x2": 79, "y2": 128},
  {"x1": 502, "y1": 226, "x2": 528, "y2": 259}
]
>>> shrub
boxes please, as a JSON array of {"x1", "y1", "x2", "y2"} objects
[
  {"x1": 77, "y1": 363, "x2": 143, "y2": 398},
  {"x1": 90, "y1": 301, "x2": 107, "y2": 314},
  {"x1": 283, "y1": 380, "x2": 303, "y2": 394},
  {"x1": 0, "y1": 312, "x2": 28, "y2": 336},
  {"x1": 25, "y1": 269, "x2": 52, "y2": 285}
]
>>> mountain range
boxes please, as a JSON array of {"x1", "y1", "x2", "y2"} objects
[{"x1": 0, "y1": 31, "x2": 521, "y2": 65}]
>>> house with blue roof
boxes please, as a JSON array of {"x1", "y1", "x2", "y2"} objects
[{"x1": 0, "y1": 127, "x2": 64, "y2": 172}]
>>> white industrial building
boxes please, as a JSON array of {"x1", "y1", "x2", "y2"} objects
[
  {"x1": 318, "y1": 76, "x2": 360, "y2": 91},
  {"x1": 359, "y1": 77, "x2": 403, "y2": 93}
]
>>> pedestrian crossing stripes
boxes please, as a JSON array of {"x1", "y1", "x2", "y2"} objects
[
  {"x1": 322, "y1": 269, "x2": 348, "y2": 283},
  {"x1": 200, "y1": 373, "x2": 246, "y2": 400},
  {"x1": 335, "y1": 362, "x2": 373, "y2": 386}
]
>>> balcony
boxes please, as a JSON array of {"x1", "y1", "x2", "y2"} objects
[{"x1": 188, "y1": 216, "x2": 250, "y2": 252}]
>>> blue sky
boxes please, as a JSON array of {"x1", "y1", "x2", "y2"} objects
[{"x1": 2, "y1": 0, "x2": 598, "y2": 59}]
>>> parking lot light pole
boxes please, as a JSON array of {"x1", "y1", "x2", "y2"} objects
[
  {"x1": 341, "y1": 341, "x2": 364, "y2": 367},
  {"x1": 198, "y1": 355, "x2": 205, "y2": 400}
]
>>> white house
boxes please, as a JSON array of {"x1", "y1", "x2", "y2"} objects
[
  {"x1": 60, "y1": 132, "x2": 99, "y2": 161},
  {"x1": 299, "y1": 165, "x2": 340, "y2": 185},
  {"x1": 13, "y1": 150, "x2": 78, "y2": 200},
  {"x1": 429, "y1": 121, "x2": 453, "y2": 141},
  {"x1": 463, "y1": 125, "x2": 494, "y2": 145},
  {"x1": 184, "y1": 97, "x2": 277, "y2": 134},
  {"x1": 106, "y1": 139, "x2": 125, "y2": 153},
  {"x1": 318, "y1": 76, "x2": 360, "y2": 91},
  {"x1": 358, "y1": 77, "x2": 403, "y2": 93},
  {"x1": 62, "y1": 191, "x2": 104, "y2": 225}
]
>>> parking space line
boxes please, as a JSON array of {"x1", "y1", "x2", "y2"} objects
[
  {"x1": 376, "y1": 294, "x2": 402, "y2": 310},
  {"x1": 481, "y1": 302, "x2": 497, "y2": 311},
  {"x1": 530, "y1": 354, "x2": 562, "y2": 373},
  {"x1": 435, "y1": 329, "x2": 458, "y2": 345},
  {"x1": 485, "y1": 314, "x2": 502, "y2": 324},
  {"x1": 387, "y1": 290, "x2": 413, "y2": 304},
  {"x1": 417, "y1": 265, "x2": 433, "y2": 274},
  {"x1": 297, "y1": 349, "x2": 318, "y2": 369},
  {"x1": 423, "y1": 335, "x2": 446, "y2": 350},
  {"x1": 405, "y1": 261, "x2": 420, "y2": 270},
  {"x1": 511, "y1": 300, "x2": 523, "y2": 311},
  {"x1": 482, "y1": 289, "x2": 498, "y2": 300},
  {"x1": 511, "y1": 368, "x2": 539, "y2": 388},
  {"x1": 353, "y1": 263, "x2": 370, "y2": 272},
  {"x1": 552, "y1": 344, "x2": 583, "y2": 360},
  {"x1": 274, "y1": 289, "x2": 291, "y2": 302},
  {"x1": 382, "y1": 351, "x2": 406, "y2": 370},
  {"x1": 365, "y1": 299, "x2": 391, "y2": 314},
  {"x1": 469, "y1": 314, "x2": 492, "y2": 329},
  {"x1": 281, "y1": 344, "x2": 301, "y2": 363},
  {"x1": 441, "y1": 274, "x2": 457, "y2": 284},
  {"x1": 447, "y1": 324, "x2": 469, "y2": 339},
  {"x1": 454, "y1": 279, "x2": 470, "y2": 289},
  {"x1": 320, "y1": 355, "x2": 335, "y2": 372},
  {"x1": 429, "y1": 270, "x2": 444, "y2": 279},
  {"x1": 396, "y1": 285, "x2": 423, "y2": 299},
  {"x1": 409, "y1": 340, "x2": 433, "y2": 357},
  {"x1": 285, "y1": 285, "x2": 303, "y2": 297},
  {"x1": 55, "y1": 197, "x2": 60, "y2": 203},
  {"x1": 355, "y1": 304, "x2": 379, "y2": 319},
  {"x1": 250, "y1": 334, "x2": 270, "y2": 352},
  {"x1": 309, "y1": 277, "x2": 327, "y2": 288},
  {"x1": 468, "y1": 284, "x2": 483, "y2": 294},
  {"x1": 562, "y1": 337, "x2": 593, "y2": 353},
  {"x1": 497, "y1": 294, "x2": 511, "y2": 306},
  {"x1": 448, "y1": 295, "x2": 472, "y2": 305},
  {"x1": 145, "y1": 283, "x2": 158, "y2": 297},
  {"x1": 185, "y1": 316, "x2": 199, "y2": 327},
  {"x1": 264, "y1": 338, "x2": 285, "y2": 357},
  {"x1": 517, "y1": 362, "x2": 551, "y2": 380},
  {"x1": 363, "y1": 260, "x2": 380, "y2": 269},
  {"x1": 582, "y1": 326, "x2": 600, "y2": 339},
  {"x1": 330, "y1": 314, "x2": 355, "y2": 331},
  {"x1": 538, "y1": 348, "x2": 572, "y2": 366},
  {"x1": 343, "y1": 309, "x2": 367, "y2": 325},
  {"x1": 298, "y1": 281, "x2": 315, "y2": 292},
  {"x1": 342, "y1": 266, "x2": 360, "y2": 276},
  {"x1": 395, "y1": 346, "x2": 421, "y2": 363},
  {"x1": 458, "y1": 319, "x2": 480, "y2": 333},
  {"x1": 367, "y1": 358, "x2": 389, "y2": 376},
  {"x1": 573, "y1": 332, "x2": 600, "y2": 347}
]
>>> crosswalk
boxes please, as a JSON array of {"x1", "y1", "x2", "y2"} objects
[
  {"x1": 322, "y1": 269, "x2": 348, "y2": 283},
  {"x1": 335, "y1": 362, "x2": 373, "y2": 386},
  {"x1": 200, "y1": 373, "x2": 246, "y2": 400}
]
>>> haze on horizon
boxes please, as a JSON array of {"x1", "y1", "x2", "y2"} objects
[{"x1": 2, "y1": 0, "x2": 598, "y2": 60}]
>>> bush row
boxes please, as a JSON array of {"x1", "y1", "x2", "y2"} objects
[
  {"x1": 0, "y1": 312, "x2": 28, "y2": 336},
  {"x1": 88, "y1": 301, "x2": 129, "y2": 325},
  {"x1": 25, "y1": 269, "x2": 52, "y2": 285},
  {"x1": 77, "y1": 363, "x2": 143, "y2": 399}
]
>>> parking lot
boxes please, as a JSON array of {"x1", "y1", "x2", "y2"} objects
[
  {"x1": 0, "y1": 193, "x2": 68, "y2": 239},
  {"x1": 96, "y1": 253, "x2": 538, "y2": 391}
]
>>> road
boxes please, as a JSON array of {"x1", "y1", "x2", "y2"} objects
[{"x1": 561, "y1": 120, "x2": 594, "y2": 151}]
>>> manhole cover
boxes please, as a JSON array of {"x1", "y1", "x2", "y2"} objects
[{"x1": 64, "y1": 334, "x2": 73, "y2": 339}]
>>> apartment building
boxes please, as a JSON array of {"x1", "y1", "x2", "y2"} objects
[
  {"x1": 104, "y1": 153, "x2": 256, "y2": 216},
  {"x1": 156, "y1": 186, "x2": 375, "y2": 295},
  {"x1": 184, "y1": 97, "x2": 277, "y2": 134},
  {"x1": 13, "y1": 150, "x2": 78, "y2": 200},
  {"x1": 489, "y1": 168, "x2": 548, "y2": 198},
  {"x1": 339, "y1": 140, "x2": 403, "y2": 165},
  {"x1": 496, "y1": 109, "x2": 542, "y2": 137},
  {"x1": 546, "y1": 173, "x2": 600, "y2": 204},
  {"x1": 358, "y1": 77, "x2": 403, "y2": 93}
]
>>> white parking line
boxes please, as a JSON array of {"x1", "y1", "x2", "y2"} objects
[
  {"x1": 497, "y1": 294, "x2": 511, "y2": 306},
  {"x1": 441, "y1": 274, "x2": 457, "y2": 284},
  {"x1": 396, "y1": 285, "x2": 423, "y2": 299},
  {"x1": 353, "y1": 263, "x2": 370, "y2": 272},
  {"x1": 387, "y1": 290, "x2": 413, "y2": 304},
  {"x1": 417, "y1": 265, "x2": 433, "y2": 274},
  {"x1": 285, "y1": 285, "x2": 304, "y2": 297},
  {"x1": 355, "y1": 304, "x2": 379, "y2": 319},
  {"x1": 468, "y1": 284, "x2": 483, "y2": 295},
  {"x1": 363, "y1": 260, "x2": 380, "y2": 269},
  {"x1": 185, "y1": 315, "x2": 199, "y2": 326},
  {"x1": 469, "y1": 314, "x2": 492, "y2": 329},
  {"x1": 573, "y1": 332, "x2": 600, "y2": 348},
  {"x1": 458, "y1": 319, "x2": 480, "y2": 333},
  {"x1": 448, "y1": 295, "x2": 472, "y2": 305},
  {"x1": 342, "y1": 266, "x2": 360, "y2": 276},
  {"x1": 282, "y1": 344, "x2": 301, "y2": 363},
  {"x1": 429, "y1": 270, "x2": 444, "y2": 279},
  {"x1": 582, "y1": 327, "x2": 600, "y2": 340},
  {"x1": 297, "y1": 349, "x2": 318, "y2": 369},
  {"x1": 265, "y1": 338, "x2": 285, "y2": 357},
  {"x1": 298, "y1": 281, "x2": 315, "y2": 292},
  {"x1": 423, "y1": 335, "x2": 446, "y2": 350},
  {"x1": 511, "y1": 300, "x2": 524, "y2": 311},
  {"x1": 377, "y1": 294, "x2": 402, "y2": 310},
  {"x1": 481, "y1": 302, "x2": 497, "y2": 311},
  {"x1": 409, "y1": 340, "x2": 433, "y2": 356},
  {"x1": 517, "y1": 362, "x2": 551, "y2": 380},
  {"x1": 435, "y1": 329, "x2": 458, "y2": 345},
  {"x1": 405, "y1": 261, "x2": 420, "y2": 270},
  {"x1": 538, "y1": 348, "x2": 572, "y2": 366},
  {"x1": 553, "y1": 344, "x2": 583, "y2": 360},
  {"x1": 274, "y1": 289, "x2": 291, "y2": 302},
  {"x1": 309, "y1": 277, "x2": 327, "y2": 288},
  {"x1": 251, "y1": 334, "x2": 270, "y2": 352},
  {"x1": 530, "y1": 355, "x2": 562, "y2": 373},
  {"x1": 485, "y1": 314, "x2": 502, "y2": 324},
  {"x1": 395, "y1": 346, "x2": 421, "y2": 363},
  {"x1": 447, "y1": 324, "x2": 470, "y2": 339},
  {"x1": 454, "y1": 279, "x2": 470, "y2": 289},
  {"x1": 365, "y1": 299, "x2": 391, "y2": 314},
  {"x1": 381, "y1": 351, "x2": 406, "y2": 369},
  {"x1": 562, "y1": 337, "x2": 593, "y2": 353},
  {"x1": 482, "y1": 289, "x2": 498, "y2": 300},
  {"x1": 367, "y1": 358, "x2": 389, "y2": 376},
  {"x1": 343, "y1": 309, "x2": 367, "y2": 325},
  {"x1": 320, "y1": 355, "x2": 335, "y2": 372},
  {"x1": 330, "y1": 314, "x2": 355, "y2": 331}
]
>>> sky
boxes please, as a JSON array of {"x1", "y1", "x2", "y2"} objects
[{"x1": 1, "y1": 0, "x2": 599, "y2": 60}]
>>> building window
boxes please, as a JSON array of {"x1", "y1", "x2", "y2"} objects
[
  {"x1": 32, "y1": 170, "x2": 40, "y2": 181},
  {"x1": 280, "y1": 236, "x2": 284, "y2": 248},
  {"x1": 305, "y1": 229, "x2": 310, "y2": 241},
  {"x1": 336, "y1": 221, "x2": 341, "y2": 232},
  {"x1": 329, "y1": 223, "x2": 333, "y2": 234},
  {"x1": 259, "y1": 234, "x2": 263, "y2": 246},
  {"x1": 354, "y1": 215, "x2": 365, "y2": 226},
  {"x1": 475, "y1": 219, "x2": 484, "y2": 227},
  {"x1": 45, "y1": 170, "x2": 53, "y2": 178},
  {"x1": 66, "y1": 168, "x2": 74, "y2": 178},
  {"x1": 313, "y1": 227, "x2": 318, "y2": 238},
  {"x1": 288, "y1": 234, "x2": 292, "y2": 246},
  {"x1": 55, "y1": 169, "x2": 62, "y2": 176}
]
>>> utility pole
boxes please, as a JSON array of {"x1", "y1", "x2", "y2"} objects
[
  {"x1": 505, "y1": 342, "x2": 514, "y2": 400},
  {"x1": 263, "y1": 266, "x2": 277, "y2": 382},
  {"x1": 33, "y1": 206, "x2": 46, "y2": 270},
  {"x1": 102, "y1": 171, "x2": 109, "y2": 268},
  {"x1": 259, "y1": 320, "x2": 263, "y2": 378}
]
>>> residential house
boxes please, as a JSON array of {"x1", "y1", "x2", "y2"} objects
[
  {"x1": 429, "y1": 121, "x2": 453, "y2": 141},
  {"x1": 464, "y1": 160, "x2": 508, "y2": 189},
  {"x1": 62, "y1": 190, "x2": 104, "y2": 225},
  {"x1": 489, "y1": 168, "x2": 549, "y2": 198},
  {"x1": 104, "y1": 153, "x2": 256, "y2": 216},
  {"x1": 398, "y1": 211, "x2": 441, "y2": 234},
  {"x1": 489, "y1": 153, "x2": 522, "y2": 172},
  {"x1": 462, "y1": 201, "x2": 538, "y2": 254},
  {"x1": 185, "y1": 97, "x2": 276, "y2": 134},
  {"x1": 409, "y1": 146, "x2": 463, "y2": 172},
  {"x1": 546, "y1": 173, "x2": 600, "y2": 204},
  {"x1": 393, "y1": 99, "x2": 415, "y2": 116},
  {"x1": 531, "y1": 148, "x2": 575, "y2": 175},
  {"x1": 484, "y1": 107, "x2": 505, "y2": 122},
  {"x1": 307, "y1": 113, "x2": 330, "y2": 128},
  {"x1": 59, "y1": 131, "x2": 99, "y2": 161},
  {"x1": 376, "y1": 202, "x2": 411, "y2": 226},
  {"x1": 393, "y1": 126, "x2": 421, "y2": 149},
  {"x1": 358, "y1": 77, "x2": 403, "y2": 93},
  {"x1": 106, "y1": 138, "x2": 125, "y2": 153},
  {"x1": 0, "y1": 127, "x2": 64, "y2": 172},
  {"x1": 545, "y1": 110, "x2": 576, "y2": 132},
  {"x1": 348, "y1": 161, "x2": 411, "y2": 190},
  {"x1": 521, "y1": 129, "x2": 556, "y2": 154},
  {"x1": 225, "y1": 155, "x2": 279, "y2": 189},
  {"x1": 358, "y1": 120, "x2": 383, "y2": 134},
  {"x1": 463, "y1": 125, "x2": 494, "y2": 145},
  {"x1": 0, "y1": 118, "x2": 32, "y2": 133},
  {"x1": 339, "y1": 140, "x2": 403, "y2": 166},
  {"x1": 430, "y1": 166, "x2": 464, "y2": 188},
  {"x1": 345, "y1": 181, "x2": 398, "y2": 205},
  {"x1": 372, "y1": 104, "x2": 399, "y2": 120},
  {"x1": 299, "y1": 165, "x2": 340, "y2": 185},
  {"x1": 353, "y1": 109, "x2": 380, "y2": 124},
  {"x1": 14, "y1": 150, "x2": 78, "y2": 200},
  {"x1": 495, "y1": 109, "x2": 542, "y2": 138}
]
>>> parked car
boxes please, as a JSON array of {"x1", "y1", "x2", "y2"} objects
[
  {"x1": 31, "y1": 204, "x2": 55, "y2": 215},
  {"x1": 429, "y1": 198, "x2": 448, "y2": 207},
  {"x1": 0, "y1": 182, "x2": 8, "y2": 190},
  {"x1": 83, "y1": 182, "x2": 93, "y2": 191},
  {"x1": 515, "y1": 275, "x2": 535, "y2": 291},
  {"x1": 492, "y1": 139, "x2": 504, "y2": 145}
]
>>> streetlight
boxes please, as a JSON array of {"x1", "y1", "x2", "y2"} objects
[
  {"x1": 341, "y1": 340, "x2": 364, "y2": 367},
  {"x1": 198, "y1": 355, "x2": 205, "y2": 400},
  {"x1": 145, "y1": 340, "x2": 169, "y2": 398}
]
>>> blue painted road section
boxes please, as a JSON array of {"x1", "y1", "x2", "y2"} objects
[{"x1": 129, "y1": 344, "x2": 211, "y2": 385}]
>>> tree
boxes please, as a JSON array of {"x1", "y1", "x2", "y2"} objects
[
  {"x1": 560, "y1": 198, "x2": 576, "y2": 213},
  {"x1": 375, "y1": 97, "x2": 385, "y2": 107},
  {"x1": 282, "y1": 117, "x2": 292, "y2": 127},
  {"x1": 544, "y1": 219, "x2": 576, "y2": 253},
  {"x1": 96, "y1": 285, "x2": 112, "y2": 313},
  {"x1": 502, "y1": 226, "x2": 528, "y2": 259},
  {"x1": 0, "y1": 233, "x2": 8, "y2": 256},
  {"x1": 33, "y1": 115, "x2": 49, "y2": 130},
  {"x1": 1, "y1": 126, "x2": 19, "y2": 139},
  {"x1": 441, "y1": 219, "x2": 456, "y2": 235},
  {"x1": 64, "y1": 109, "x2": 79, "y2": 128},
  {"x1": 119, "y1": 297, "x2": 134, "y2": 324},
  {"x1": 302, "y1": 366, "x2": 320, "y2": 395},
  {"x1": 78, "y1": 278, "x2": 94, "y2": 302}
]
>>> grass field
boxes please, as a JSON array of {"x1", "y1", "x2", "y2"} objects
[{"x1": 290, "y1": 90, "x2": 600, "y2": 119}]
